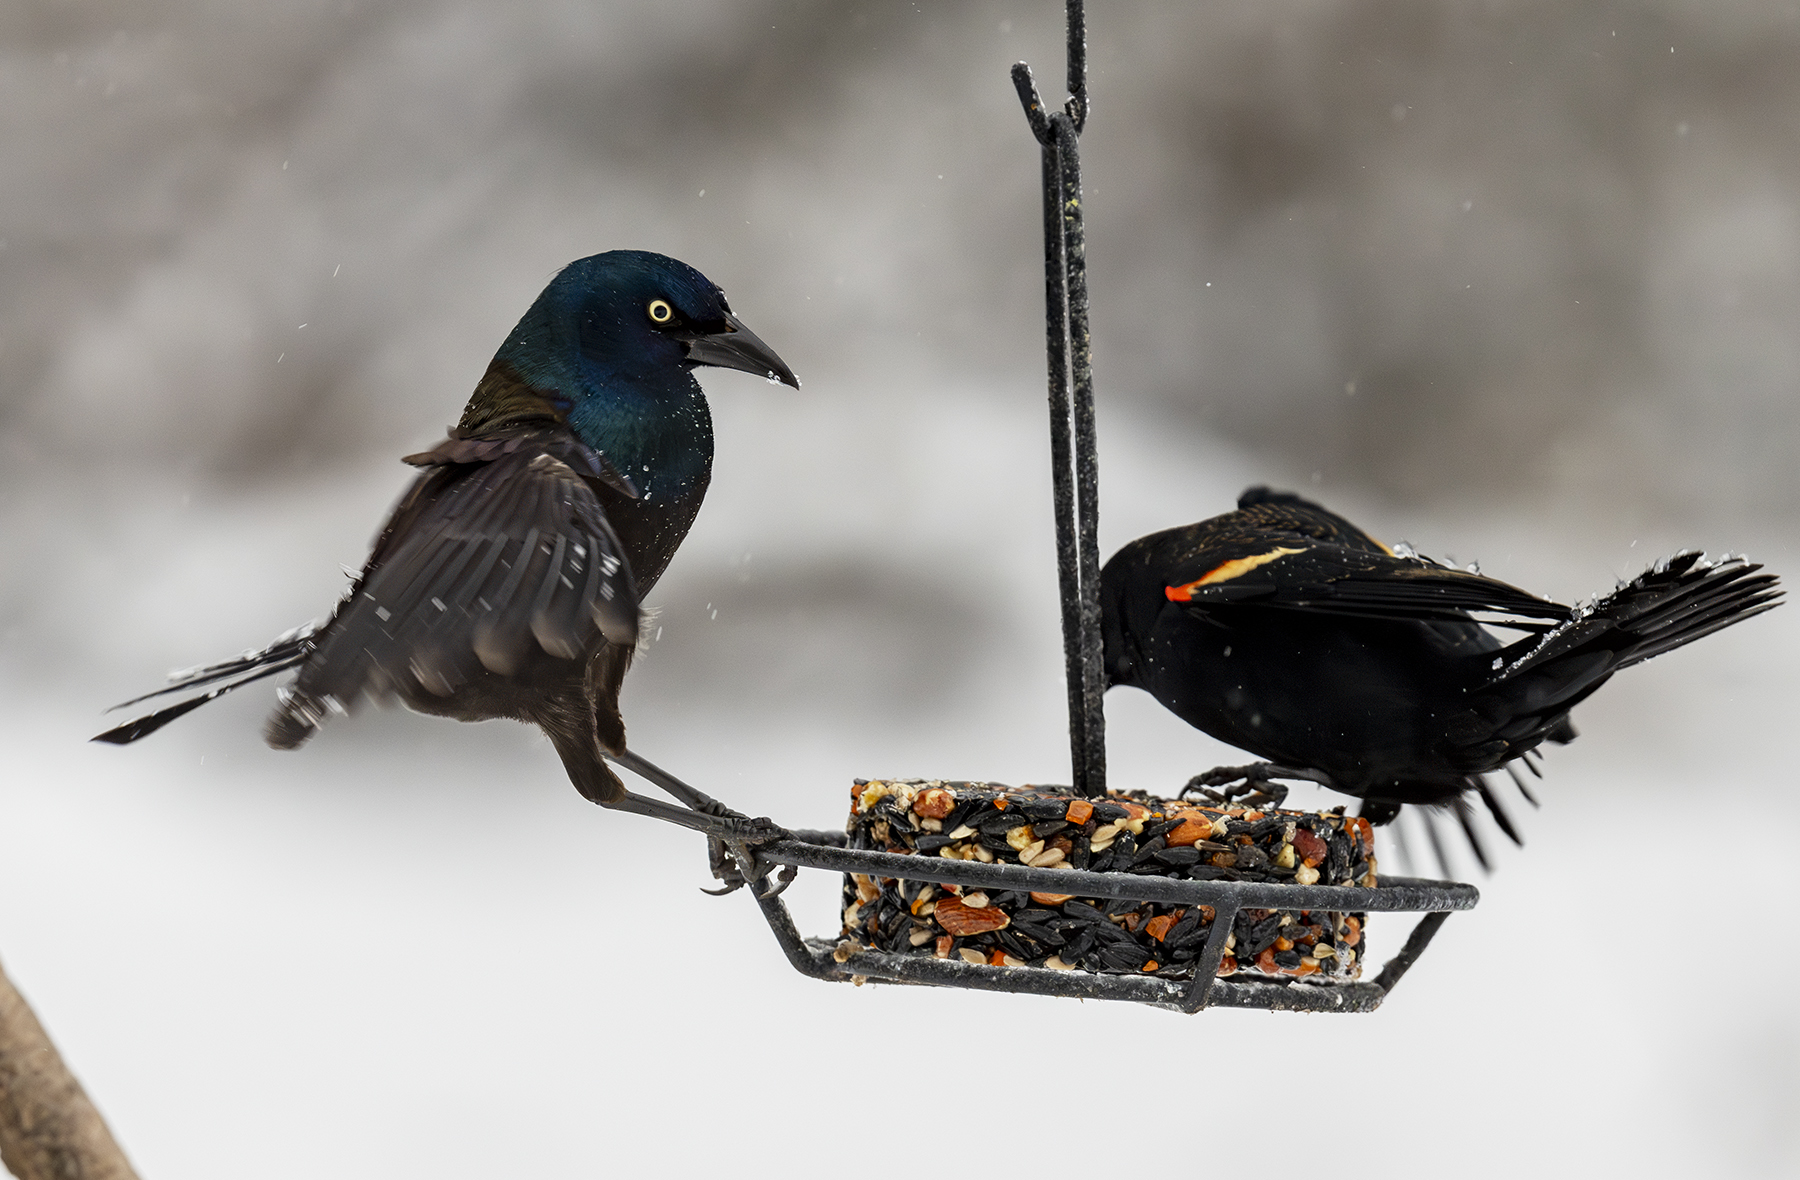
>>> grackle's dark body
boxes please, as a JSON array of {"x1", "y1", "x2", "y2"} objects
[
  {"x1": 1102, "y1": 488, "x2": 1781, "y2": 841},
  {"x1": 98, "y1": 251, "x2": 797, "y2": 820}
]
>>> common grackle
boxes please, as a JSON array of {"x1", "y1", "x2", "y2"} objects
[
  {"x1": 96, "y1": 250, "x2": 798, "y2": 847},
  {"x1": 1101, "y1": 487, "x2": 1782, "y2": 866}
]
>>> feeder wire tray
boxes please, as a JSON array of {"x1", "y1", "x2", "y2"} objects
[{"x1": 744, "y1": 829, "x2": 1477, "y2": 1014}]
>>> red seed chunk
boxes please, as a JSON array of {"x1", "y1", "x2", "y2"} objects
[
  {"x1": 933, "y1": 896, "x2": 1011, "y2": 936},
  {"x1": 1291, "y1": 827, "x2": 1328, "y2": 867},
  {"x1": 1164, "y1": 810, "x2": 1214, "y2": 848},
  {"x1": 913, "y1": 788, "x2": 954, "y2": 819}
]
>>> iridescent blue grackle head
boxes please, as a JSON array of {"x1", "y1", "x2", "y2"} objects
[{"x1": 488, "y1": 250, "x2": 797, "y2": 406}]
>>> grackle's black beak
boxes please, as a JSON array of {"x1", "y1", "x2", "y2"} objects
[{"x1": 684, "y1": 312, "x2": 800, "y2": 389}]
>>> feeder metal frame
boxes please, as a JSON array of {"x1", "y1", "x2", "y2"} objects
[
  {"x1": 745, "y1": 831, "x2": 1476, "y2": 1014},
  {"x1": 730, "y1": 0, "x2": 1481, "y2": 1015}
]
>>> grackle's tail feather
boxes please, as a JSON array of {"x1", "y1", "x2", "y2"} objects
[{"x1": 92, "y1": 625, "x2": 317, "y2": 745}]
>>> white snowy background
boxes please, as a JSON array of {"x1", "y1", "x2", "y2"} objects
[{"x1": 2, "y1": 2, "x2": 1797, "y2": 1177}]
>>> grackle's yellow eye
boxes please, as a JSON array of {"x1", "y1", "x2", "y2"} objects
[{"x1": 647, "y1": 299, "x2": 674, "y2": 324}]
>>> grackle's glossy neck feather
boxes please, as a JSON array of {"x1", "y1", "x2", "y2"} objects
[{"x1": 457, "y1": 252, "x2": 736, "y2": 593}]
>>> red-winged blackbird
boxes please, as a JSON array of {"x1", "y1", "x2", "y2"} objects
[
  {"x1": 1100, "y1": 487, "x2": 1782, "y2": 865},
  {"x1": 94, "y1": 252, "x2": 797, "y2": 852}
]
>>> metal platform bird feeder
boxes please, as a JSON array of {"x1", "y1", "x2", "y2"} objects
[{"x1": 731, "y1": 0, "x2": 1479, "y2": 1012}]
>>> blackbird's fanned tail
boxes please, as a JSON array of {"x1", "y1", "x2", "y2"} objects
[
  {"x1": 1420, "y1": 810, "x2": 1455, "y2": 880},
  {"x1": 1504, "y1": 761, "x2": 1541, "y2": 808},
  {"x1": 1508, "y1": 553, "x2": 1781, "y2": 680},
  {"x1": 1474, "y1": 776, "x2": 1523, "y2": 845},
  {"x1": 1451, "y1": 795, "x2": 1490, "y2": 872}
]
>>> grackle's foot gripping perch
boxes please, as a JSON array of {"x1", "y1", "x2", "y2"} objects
[{"x1": 607, "y1": 749, "x2": 793, "y2": 896}]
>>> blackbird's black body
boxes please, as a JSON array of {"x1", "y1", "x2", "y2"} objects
[
  {"x1": 1102, "y1": 488, "x2": 1781, "y2": 839},
  {"x1": 97, "y1": 251, "x2": 797, "y2": 834}
]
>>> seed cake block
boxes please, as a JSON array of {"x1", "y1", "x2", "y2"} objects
[{"x1": 841, "y1": 779, "x2": 1376, "y2": 982}]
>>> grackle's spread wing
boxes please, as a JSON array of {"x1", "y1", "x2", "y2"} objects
[{"x1": 265, "y1": 431, "x2": 639, "y2": 747}]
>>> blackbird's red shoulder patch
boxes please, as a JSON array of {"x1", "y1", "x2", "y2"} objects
[{"x1": 1165, "y1": 546, "x2": 1306, "y2": 601}]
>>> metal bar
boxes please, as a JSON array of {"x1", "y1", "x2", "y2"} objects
[
  {"x1": 815, "y1": 938, "x2": 1391, "y2": 1014},
  {"x1": 1014, "y1": 0, "x2": 1108, "y2": 798},
  {"x1": 755, "y1": 837, "x2": 1478, "y2": 913},
  {"x1": 746, "y1": 878, "x2": 836, "y2": 981},
  {"x1": 1052, "y1": 109, "x2": 1106, "y2": 798},
  {"x1": 1370, "y1": 910, "x2": 1454, "y2": 994},
  {"x1": 1010, "y1": 63, "x2": 1051, "y2": 144},
  {"x1": 1056, "y1": 6, "x2": 1104, "y2": 800},
  {"x1": 1179, "y1": 901, "x2": 1238, "y2": 1012},
  {"x1": 1203, "y1": 977, "x2": 1386, "y2": 1013},
  {"x1": 1044, "y1": 140, "x2": 1091, "y2": 792},
  {"x1": 1064, "y1": 0, "x2": 1088, "y2": 131},
  {"x1": 1012, "y1": 64, "x2": 1090, "y2": 795},
  {"x1": 1062, "y1": 1, "x2": 1106, "y2": 798}
]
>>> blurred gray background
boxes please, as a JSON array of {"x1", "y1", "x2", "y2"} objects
[{"x1": 2, "y1": 2, "x2": 1796, "y2": 1177}]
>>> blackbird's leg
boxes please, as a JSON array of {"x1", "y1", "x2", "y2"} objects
[
  {"x1": 607, "y1": 750, "x2": 791, "y2": 897},
  {"x1": 1180, "y1": 763, "x2": 1336, "y2": 810}
]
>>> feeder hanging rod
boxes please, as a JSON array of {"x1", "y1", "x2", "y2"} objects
[{"x1": 1013, "y1": 1, "x2": 1107, "y2": 799}]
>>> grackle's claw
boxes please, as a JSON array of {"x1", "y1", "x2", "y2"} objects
[
  {"x1": 706, "y1": 818, "x2": 789, "y2": 897},
  {"x1": 757, "y1": 862, "x2": 798, "y2": 900},
  {"x1": 702, "y1": 833, "x2": 749, "y2": 896}
]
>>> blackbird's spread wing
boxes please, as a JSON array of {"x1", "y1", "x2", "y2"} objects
[
  {"x1": 1163, "y1": 496, "x2": 1570, "y2": 629},
  {"x1": 1234, "y1": 486, "x2": 1394, "y2": 556},
  {"x1": 266, "y1": 434, "x2": 639, "y2": 745}
]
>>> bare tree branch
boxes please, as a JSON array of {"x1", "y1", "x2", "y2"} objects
[{"x1": 0, "y1": 955, "x2": 139, "y2": 1180}]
